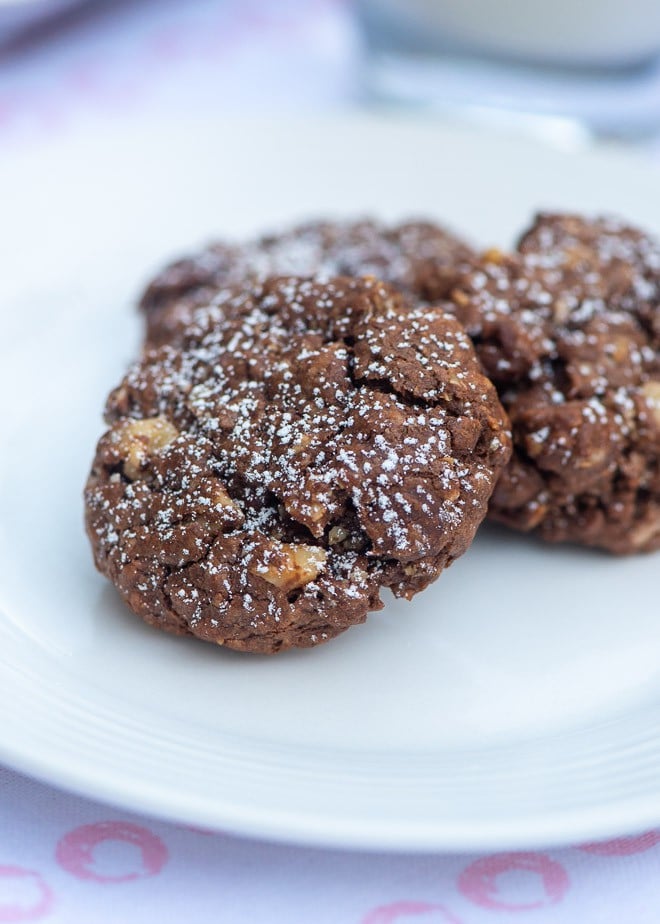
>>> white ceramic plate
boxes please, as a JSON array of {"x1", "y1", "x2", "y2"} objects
[{"x1": 1, "y1": 115, "x2": 659, "y2": 852}]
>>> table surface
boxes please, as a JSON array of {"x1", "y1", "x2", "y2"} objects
[{"x1": 2, "y1": 1, "x2": 660, "y2": 921}]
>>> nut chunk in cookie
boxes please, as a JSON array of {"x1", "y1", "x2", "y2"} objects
[
  {"x1": 450, "y1": 213, "x2": 660, "y2": 554},
  {"x1": 86, "y1": 276, "x2": 511, "y2": 654},
  {"x1": 139, "y1": 218, "x2": 475, "y2": 347}
]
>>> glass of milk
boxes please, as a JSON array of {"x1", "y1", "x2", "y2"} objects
[{"x1": 355, "y1": 0, "x2": 660, "y2": 137}]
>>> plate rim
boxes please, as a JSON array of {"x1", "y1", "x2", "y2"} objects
[{"x1": 3, "y1": 733, "x2": 660, "y2": 853}]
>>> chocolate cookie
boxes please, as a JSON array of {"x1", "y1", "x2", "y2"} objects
[
  {"x1": 449, "y1": 212, "x2": 660, "y2": 554},
  {"x1": 139, "y1": 219, "x2": 474, "y2": 346},
  {"x1": 86, "y1": 276, "x2": 511, "y2": 653}
]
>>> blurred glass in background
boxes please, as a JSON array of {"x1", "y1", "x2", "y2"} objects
[
  {"x1": 2, "y1": 0, "x2": 660, "y2": 146},
  {"x1": 356, "y1": 0, "x2": 660, "y2": 139}
]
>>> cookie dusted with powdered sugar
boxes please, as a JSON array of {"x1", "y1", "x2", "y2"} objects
[
  {"x1": 449, "y1": 213, "x2": 660, "y2": 554},
  {"x1": 139, "y1": 218, "x2": 474, "y2": 346},
  {"x1": 86, "y1": 276, "x2": 511, "y2": 653}
]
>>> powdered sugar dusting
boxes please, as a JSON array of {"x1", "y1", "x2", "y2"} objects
[
  {"x1": 86, "y1": 275, "x2": 510, "y2": 652},
  {"x1": 140, "y1": 218, "x2": 475, "y2": 347},
  {"x1": 452, "y1": 212, "x2": 660, "y2": 552}
]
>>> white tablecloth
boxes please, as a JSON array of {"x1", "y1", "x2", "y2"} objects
[{"x1": 3, "y1": 766, "x2": 660, "y2": 922}]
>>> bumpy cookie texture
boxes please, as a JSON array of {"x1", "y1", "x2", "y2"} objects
[
  {"x1": 139, "y1": 219, "x2": 474, "y2": 346},
  {"x1": 450, "y1": 213, "x2": 660, "y2": 554},
  {"x1": 86, "y1": 276, "x2": 511, "y2": 653}
]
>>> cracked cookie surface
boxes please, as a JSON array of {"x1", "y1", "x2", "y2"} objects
[
  {"x1": 139, "y1": 218, "x2": 474, "y2": 347},
  {"x1": 86, "y1": 276, "x2": 511, "y2": 653},
  {"x1": 449, "y1": 213, "x2": 660, "y2": 553}
]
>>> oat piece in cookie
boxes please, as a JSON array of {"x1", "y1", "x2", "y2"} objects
[
  {"x1": 139, "y1": 218, "x2": 474, "y2": 346},
  {"x1": 86, "y1": 276, "x2": 511, "y2": 654},
  {"x1": 450, "y1": 212, "x2": 660, "y2": 554}
]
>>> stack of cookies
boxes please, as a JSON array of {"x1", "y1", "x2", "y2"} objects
[{"x1": 85, "y1": 215, "x2": 660, "y2": 653}]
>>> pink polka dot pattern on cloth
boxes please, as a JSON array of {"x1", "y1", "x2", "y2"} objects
[
  {"x1": 55, "y1": 822, "x2": 168, "y2": 883},
  {"x1": 0, "y1": 867, "x2": 52, "y2": 922},
  {"x1": 361, "y1": 901, "x2": 463, "y2": 923},
  {"x1": 579, "y1": 831, "x2": 660, "y2": 855},
  {"x1": 0, "y1": 762, "x2": 659, "y2": 923},
  {"x1": 458, "y1": 852, "x2": 570, "y2": 911}
]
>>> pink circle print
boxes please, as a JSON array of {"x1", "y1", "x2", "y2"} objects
[
  {"x1": 362, "y1": 901, "x2": 463, "y2": 923},
  {"x1": 55, "y1": 821, "x2": 168, "y2": 883},
  {"x1": 0, "y1": 866, "x2": 52, "y2": 922},
  {"x1": 579, "y1": 831, "x2": 660, "y2": 856},
  {"x1": 458, "y1": 852, "x2": 569, "y2": 911}
]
